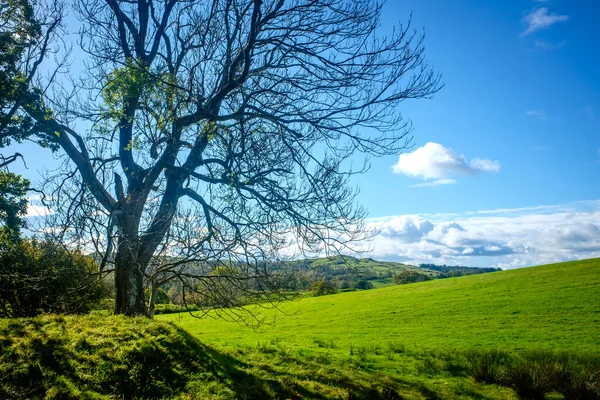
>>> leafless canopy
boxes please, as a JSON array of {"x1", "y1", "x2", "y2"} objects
[{"x1": 24, "y1": 0, "x2": 441, "y2": 316}]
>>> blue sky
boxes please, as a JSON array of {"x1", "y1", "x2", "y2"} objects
[
  {"x1": 339, "y1": 0, "x2": 600, "y2": 268},
  {"x1": 356, "y1": 0, "x2": 600, "y2": 216},
  {"x1": 13, "y1": 0, "x2": 600, "y2": 269}
]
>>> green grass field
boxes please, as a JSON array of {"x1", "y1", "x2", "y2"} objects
[
  {"x1": 2, "y1": 258, "x2": 599, "y2": 399},
  {"x1": 160, "y1": 258, "x2": 600, "y2": 354}
]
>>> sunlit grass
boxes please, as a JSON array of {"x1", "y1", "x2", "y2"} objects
[{"x1": 160, "y1": 258, "x2": 600, "y2": 354}]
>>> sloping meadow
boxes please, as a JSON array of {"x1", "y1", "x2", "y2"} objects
[{"x1": 1, "y1": 258, "x2": 599, "y2": 399}]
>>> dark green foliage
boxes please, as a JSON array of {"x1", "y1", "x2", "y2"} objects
[
  {"x1": 464, "y1": 349, "x2": 512, "y2": 384},
  {"x1": 353, "y1": 279, "x2": 374, "y2": 290},
  {"x1": 0, "y1": 237, "x2": 109, "y2": 317},
  {"x1": 311, "y1": 280, "x2": 337, "y2": 296},
  {"x1": 420, "y1": 263, "x2": 501, "y2": 278},
  {"x1": 0, "y1": 172, "x2": 28, "y2": 239},
  {"x1": 0, "y1": 0, "x2": 54, "y2": 147},
  {"x1": 392, "y1": 270, "x2": 432, "y2": 285},
  {"x1": 145, "y1": 287, "x2": 170, "y2": 304}
]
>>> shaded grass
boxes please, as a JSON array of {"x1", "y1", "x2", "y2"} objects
[
  {"x1": 0, "y1": 314, "x2": 236, "y2": 399},
  {"x1": 0, "y1": 314, "x2": 518, "y2": 399},
  {"x1": 2, "y1": 315, "x2": 599, "y2": 399},
  {"x1": 461, "y1": 350, "x2": 600, "y2": 400}
]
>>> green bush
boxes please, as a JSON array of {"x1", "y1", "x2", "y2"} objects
[
  {"x1": 392, "y1": 270, "x2": 432, "y2": 285},
  {"x1": 311, "y1": 280, "x2": 337, "y2": 296},
  {"x1": 145, "y1": 287, "x2": 170, "y2": 304},
  {"x1": 353, "y1": 279, "x2": 374, "y2": 290},
  {"x1": 0, "y1": 237, "x2": 110, "y2": 317}
]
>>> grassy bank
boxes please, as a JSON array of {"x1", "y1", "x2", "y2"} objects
[
  {"x1": 1, "y1": 258, "x2": 599, "y2": 399},
  {"x1": 1, "y1": 314, "x2": 598, "y2": 399}
]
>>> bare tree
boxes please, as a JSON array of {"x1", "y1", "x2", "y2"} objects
[{"x1": 19, "y1": 0, "x2": 441, "y2": 316}]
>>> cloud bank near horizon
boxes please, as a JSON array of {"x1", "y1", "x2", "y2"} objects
[{"x1": 362, "y1": 200, "x2": 600, "y2": 269}]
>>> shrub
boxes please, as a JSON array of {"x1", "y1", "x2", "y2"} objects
[
  {"x1": 311, "y1": 280, "x2": 337, "y2": 296},
  {"x1": 145, "y1": 287, "x2": 170, "y2": 304},
  {"x1": 353, "y1": 279, "x2": 374, "y2": 290},
  {"x1": 338, "y1": 280, "x2": 352, "y2": 290},
  {"x1": 464, "y1": 349, "x2": 511, "y2": 384},
  {"x1": 0, "y1": 237, "x2": 109, "y2": 317},
  {"x1": 392, "y1": 270, "x2": 432, "y2": 285}
]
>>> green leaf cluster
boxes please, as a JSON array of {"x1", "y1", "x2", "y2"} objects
[
  {"x1": 0, "y1": 0, "x2": 46, "y2": 146},
  {"x1": 0, "y1": 171, "x2": 29, "y2": 240},
  {"x1": 101, "y1": 58, "x2": 150, "y2": 120}
]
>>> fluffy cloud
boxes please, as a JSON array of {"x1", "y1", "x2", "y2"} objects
[
  {"x1": 522, "y1": 8, "x2": 568, "y2": 35},
  {"x1": 363, "y1": 200, "x2": 600, "y2": 269},
  {"x1": 392, "y1": 142, "x2": 499, "y2": 185},
  {"x1": 375, "y1": 216, "x2": 434, "y2": 242}
]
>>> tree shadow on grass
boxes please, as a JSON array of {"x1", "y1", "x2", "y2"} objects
[
  {"x1": 0, "y1": 317, "x2": 504, "y2": 400},
  {"x1": 172, "y1": 326, "x2": 440, "y2": 400}
]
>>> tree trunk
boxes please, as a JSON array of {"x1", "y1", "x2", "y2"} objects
[
  {"x1": 147, "y1": 277, "x2": 159, "y2": 318},
  {"x1": 114, "y1": 218, "x2": 147, "y2": 316}
]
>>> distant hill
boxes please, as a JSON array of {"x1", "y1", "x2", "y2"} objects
[{"x1": 286, "y1": 255, "x2": 500, "y2": 290}]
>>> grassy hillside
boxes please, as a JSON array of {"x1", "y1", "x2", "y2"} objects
[
  {"x1": 0, "y1": 314, "x2": 523, "y2": 399},
  {"x1": 297, "y1": 255, "x2": 417, "y2": 273},
  {"x1": 161, "y1": 258, "x2": 600, "y2": 354},
  {"x1": 2, "y1": 258, "x2": 599, "y2": 399},
  {"x1": 286, "y1": 255, "x2": 499, "y2": 290},
  {"x1": 0, "y1": 314, "x2": 231, "y2": 399}
]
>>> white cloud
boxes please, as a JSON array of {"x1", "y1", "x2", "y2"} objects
[
  {"x1": 410, "y1": 179, "x2": 456, "y2": 187},
  {"x1": 362, "y1": 200, "x2": 600, "y2": 269},
  {"x1": 392, "y1": 142, "x2": 500, "y2": 185},
  {"x1": 522, "y1": 8, "x2": 568, "y2": 35},
  {"x1": 470, "y1": 158, "x2": 501, "y2": 173},
  {"x1": 534, "y1": 40, "x2": 567, "y2": 49},
  {"x1": 375, "y1": 216, "x2": 434, "y2": 243},
  {"x1": 25, "y1": 196, "x2": 54, "y2": 218},
  {"x1": 26, "y1": 205, "x2": 54, "y2": 218},
  {"x1": 526, "y1": 110, "x2": 547, "y2": 119}
]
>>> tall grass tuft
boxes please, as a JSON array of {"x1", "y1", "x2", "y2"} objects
[{"x1": 459, "y1": 349, "x2": 600, "y2": 399}]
